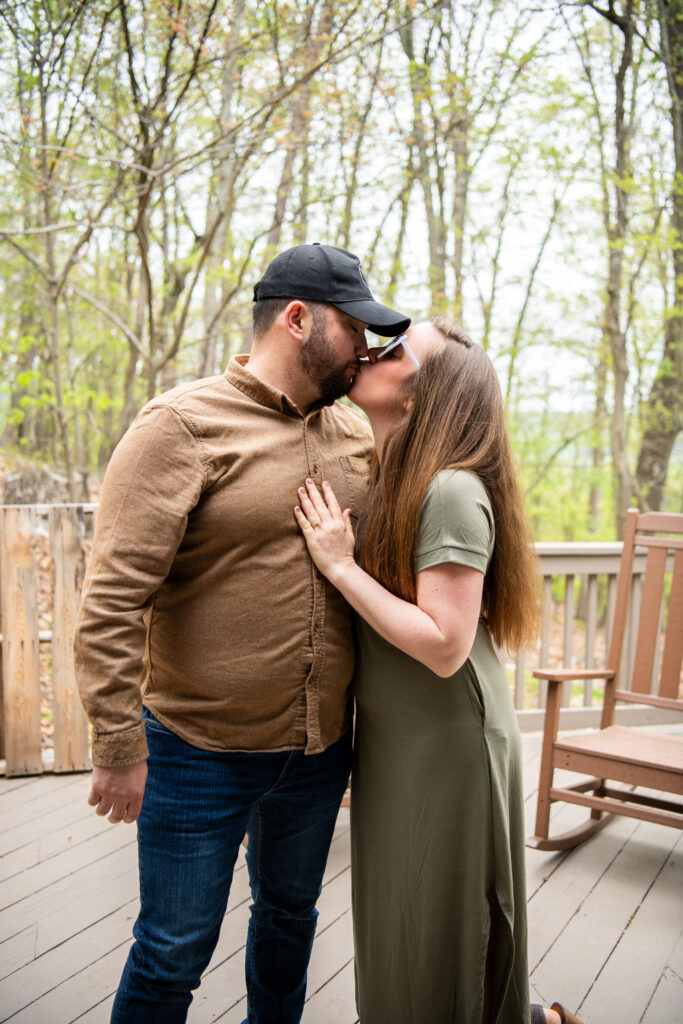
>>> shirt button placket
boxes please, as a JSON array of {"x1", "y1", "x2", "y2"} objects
[{"x1": 303, "y1": 417, "x2": 324, "y2": 746}]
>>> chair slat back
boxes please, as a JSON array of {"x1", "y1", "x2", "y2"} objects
[
  {"x1": 637, "y1": 512, "x2": 683, "y2": 533},
  {"x1": 605, "y1": 510, "x2": 638, "y2": 686},
  {"x1": 609, "y1": 510, "x2": 683, "y2": 701},
  {"x1": 631, "y1": 546, "x2": 666, "y2": 694},
  {"x1": 659, "y1": 548, "x2": 683, "y2": 700}
]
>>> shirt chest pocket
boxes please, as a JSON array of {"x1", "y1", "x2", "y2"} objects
[{"x1": 336, "y1": 455, "x2": 371, "y2": 521}]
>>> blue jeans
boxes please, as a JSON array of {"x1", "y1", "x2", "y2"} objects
[{"x1": 111, "y1": 710, "x2": 351, "y2": 1024}]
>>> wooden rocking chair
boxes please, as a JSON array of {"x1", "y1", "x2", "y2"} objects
[{"x1": 527, "y1": 509, "x2": 683, "y2": 852}]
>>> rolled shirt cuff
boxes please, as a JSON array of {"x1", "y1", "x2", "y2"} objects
[{"x1": 90, "y1": 722, "x2": 149, "y2": 767}]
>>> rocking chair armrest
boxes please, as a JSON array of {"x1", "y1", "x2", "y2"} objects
[{"x1": 532, "y1": 668, "x2": 615, "y2": 683}]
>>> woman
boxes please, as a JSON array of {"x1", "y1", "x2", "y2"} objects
[{"x1": 294, "y1": 316, "x2": 581, "y2": 1024}]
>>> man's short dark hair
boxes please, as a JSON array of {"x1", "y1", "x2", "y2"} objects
[
  {"x1": 252, "y1": 297, "x2": 329, "y2": 339},
  {"x1": 252, "y1": 297, "x2": 290, "y2": 338}
]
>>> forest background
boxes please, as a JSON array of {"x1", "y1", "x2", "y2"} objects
[{"x1": 0, "y1": 0, "x2": 681, "y2": 542}]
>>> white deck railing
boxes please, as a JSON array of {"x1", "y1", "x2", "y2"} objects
[{"x1": 0, "y1": 505, "x2": 678, "y2": 774}]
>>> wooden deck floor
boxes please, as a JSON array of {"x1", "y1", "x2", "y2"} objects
[{"x1": 1, "y1": 730, "x2": 681, "y2": 1024}]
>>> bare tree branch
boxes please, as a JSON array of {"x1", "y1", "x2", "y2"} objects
[
  {"x1": 525, "y1": 421, "x2": 602, "y2": 495},
  {"x1": 66, "y1": 280, "x2": 147, "y2": 360},
  {"x1": 0, "y1": 232, "x2": 49, "y2": 278}
]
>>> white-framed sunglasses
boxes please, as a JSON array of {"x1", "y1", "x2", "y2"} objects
[{"x1": 367, "y1": 334, "x2": 421, "y2": 369}]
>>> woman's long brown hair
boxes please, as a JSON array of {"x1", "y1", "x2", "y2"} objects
[{"x1": 358, "y1": 315, "x2": 540, "y2": 653}]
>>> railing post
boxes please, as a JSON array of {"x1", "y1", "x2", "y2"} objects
[
  {"x1": 537, "y1": 576, "x2": 552, "y2": 709},
  {"x1": 0, "y1": 507, "x2": 42, "y2": 776},
  {"x1": 562, "y1": 573, "x2": 575, "y2": 706},
  {"x1": 50, "y1": 506, "x2": 90, "y2": 772},
  {"x1": 0, "y1": 539, "x2": 3, "y2": 762},
  {"x1": 584, "y1": 574, "x2": 598, "y2": 706}
]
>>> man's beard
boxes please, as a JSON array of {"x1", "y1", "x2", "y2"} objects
[{"x1": 299, "y1": 310, "x2": 353, "y2": 404}]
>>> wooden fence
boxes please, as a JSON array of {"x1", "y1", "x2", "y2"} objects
[
  {"x1": 0, "y1": 504, "x2": 678, "y2": 776},
  {"x1": 0, "y1": 504, "x2": 95, "y2": 777}
]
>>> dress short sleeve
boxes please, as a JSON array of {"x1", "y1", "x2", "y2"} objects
[{"x1": 415, "y1": 470, "x2": 494, "y2": 574}]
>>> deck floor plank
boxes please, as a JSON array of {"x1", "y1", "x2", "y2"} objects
[
  {"x1": 0, "y1": 842, "x2": 41, "y2": 886},
  {"x1": 578, "y1": 834, "x2": 682, "y2": 1022},
  {"x1": 0, "y1": 842, "x2": 138, "y2": 954},
  {"x1": 0, "y1": 794, "x2": 96, "y2": 858},
  {"x1": 1, "y1": 731, "x2": 681, "y2": 1024},
  {"x1": 0, "y1": 774, "x2": 81, "y2": 810},
  {"x1": 526, "y1": 810, "x2": 641, "y2": 971},
  {"x1": 0, "y1": 925, "x2": 38, "y2": 981},
  {"x1": 529, "y1": 817, "x2": 680, "y2": 1018},
  {"x1": 300, "y1": 959, "x2": 358, "y2": 1024},
  {"x1": 668, "y1": 925, "x2": 683, "y2": 976},
  {"x1": 642, "y1": 968, "x2": 683, "y2": 1024},
  {"x1": 0, "y1": 903, "x2": 136, "y2": 1019},
  {"x1": 0, "y1": 826, "x2": 135, "y2": 909},
  {"x1": 5, "y1": 944, "x2": 132, "y2": 1024}
]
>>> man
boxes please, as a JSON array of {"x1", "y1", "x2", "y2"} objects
[{"x1": 74, "y1": 242, "x2": 410, "y2": 1024}]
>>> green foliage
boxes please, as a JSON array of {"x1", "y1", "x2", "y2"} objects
[{"x1": 0, "y1": 0, "x2": 679, "y2": 532}]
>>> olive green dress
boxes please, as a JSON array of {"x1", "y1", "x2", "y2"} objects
[{"x1": 351, "y1": 470, "x2": 530, "y2": 1024}]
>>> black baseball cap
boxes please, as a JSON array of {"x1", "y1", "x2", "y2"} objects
[{"x1": 253, "y1": 243, "x2": 410, "y2": 336}]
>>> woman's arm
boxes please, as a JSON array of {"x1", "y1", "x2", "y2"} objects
[{"x1": 294, "y1": 479, "x2": 483, "y2": 677}]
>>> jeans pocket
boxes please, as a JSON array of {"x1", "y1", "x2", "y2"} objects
[{"x1": 142, "y1": 707, "x2": 174, "y2": 735}]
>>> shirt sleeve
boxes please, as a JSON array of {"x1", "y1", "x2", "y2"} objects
[
  {"x1": 74, "y1": 403, "x2": 206, "y2": 766},
  {"x1": 415, "y1": 470, "x2": 494, "y2": 575}
]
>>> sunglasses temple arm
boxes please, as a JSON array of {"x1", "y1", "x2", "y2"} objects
[{"x1": 404, "y1": 346, "x2": 421, "y2": 369}]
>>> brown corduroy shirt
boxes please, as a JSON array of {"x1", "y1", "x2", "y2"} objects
[{"x1": 75, "y1": 355, "x2": 373, "y2": 767}]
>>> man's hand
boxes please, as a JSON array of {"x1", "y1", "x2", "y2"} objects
[{"x1": 88, "y1": 761, "x2": 148, "y2": 824}]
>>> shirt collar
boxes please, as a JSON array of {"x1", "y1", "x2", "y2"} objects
[{"x1": 225, "y1": 354, "x2": 327, "y2": 418}]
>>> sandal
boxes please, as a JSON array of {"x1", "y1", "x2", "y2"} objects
[
  {"x1": 551, "y1": 1003, "x2": 584, "y2": 1024},
  {"x1": 530, "y1": 1004, "x2": 584, "y2": 1024}
]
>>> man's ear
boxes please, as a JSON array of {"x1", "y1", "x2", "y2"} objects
[{"x1": 283, "y1": 300, "x2": 307, "y2": 342}]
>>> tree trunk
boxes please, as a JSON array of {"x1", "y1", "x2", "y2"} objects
[
  {"x1": 264, "y1": 90, "x2": 309, "y2": 254},
  {"x1": 339, "y1": 39, "x2": 385, "y2": 251},
  {"x1": 399, "y1": 20, "x2": 446, "y2": 311},
  {"x1": 591, "y1": 0, "x2": 636, "y2": 537},
  {"x1": 452, "y1": 129, "x2": 469, "y2": 322},
  {"x1": 505, "y1": 192, "x2": 563, "y2": 408},
  {"x1": 2, "y1": 279, "x2": 37, "y2": 449},
  {"x1": 589, "y1": 344, "x2": 609, "y2": 534},
  {"x1": 635, "y1": 2, "x2": 683, "y2": 509},
  {"x1": 39, "y1": 66, "x2": 76, "y2": 501},
  {"x1": 635, "y1": 322, "x2": 682, "y2": 509},
  {"x1": 199, "y1": 0, "x2": 247, "y2": 377},
  {"x1": 606, "y1": 224, "x2": 631, "y2": 536}
]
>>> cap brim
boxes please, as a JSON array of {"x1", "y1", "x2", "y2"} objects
[{"x1": 331, "y1": 299, "x2": 411, "y2": 337}]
